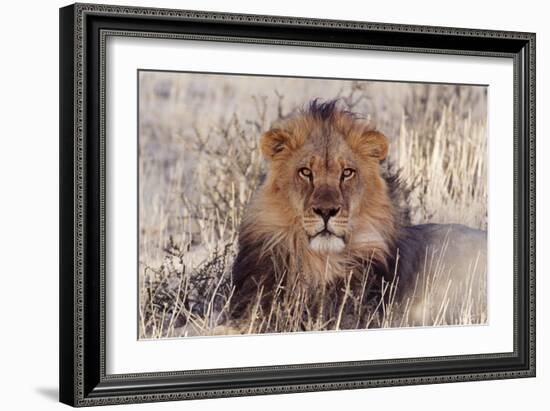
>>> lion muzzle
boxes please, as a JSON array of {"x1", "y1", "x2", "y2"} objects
[{"x1": 307, "y1": 206, "x2": 346, "y2": 253}]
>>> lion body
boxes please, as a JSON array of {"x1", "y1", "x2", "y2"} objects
[{"x1": 231, "y1": 100, "x2": 486, "y2": 323}]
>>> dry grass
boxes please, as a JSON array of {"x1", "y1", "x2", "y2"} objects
[{"x1": 138, "y1": 72, "x2": 487, "y2": 339}]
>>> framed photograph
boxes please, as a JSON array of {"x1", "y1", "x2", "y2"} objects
[{"x1": 59, "y1": 3, "x2": 536, "y2": 407}]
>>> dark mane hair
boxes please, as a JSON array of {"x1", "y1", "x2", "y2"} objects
[
  {"x1": 307, "y1": 98, "x2": 339, "y2": 120},
  {"x1": 307, "y1": 98, "x2": 361, "y2": 122},
  {"x1": 383, "y1": 168, "x2": 413, "y2": 227}
]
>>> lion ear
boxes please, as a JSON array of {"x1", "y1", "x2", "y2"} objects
[
  {"x1": 260, "y1": 128, "x2": 293, "y2": 160},
  {"x1": 357, "y1": 130, "x2": 389, "y2": 161}
]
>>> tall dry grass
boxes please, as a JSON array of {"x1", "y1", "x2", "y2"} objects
[{"x1": 138, "y1": 72, "x2": 487, "y2": 339}]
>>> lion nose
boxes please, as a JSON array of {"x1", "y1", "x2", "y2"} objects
[{"x1": 312, "y1": 207, "x2": 341, "y2": 224}]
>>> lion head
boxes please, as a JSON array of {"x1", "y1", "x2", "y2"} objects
[
  {"x1": 232, "y1": 100, "x2": 398, "y2": 313},
  {"x1": 260, "y1": 99, "x2": 394, "y2": 255}
]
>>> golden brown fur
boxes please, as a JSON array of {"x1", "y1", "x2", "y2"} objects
[
  {"x1": 230, "y1": 99, "x2": 487, "y2": 327},
  {"x1": 231, "y1": 100, "x2": 399, "y2": 316}
]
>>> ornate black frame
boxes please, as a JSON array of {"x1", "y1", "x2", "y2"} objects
[{"x1": 59, "y1": 2, "x2": 536, "y2": 407}]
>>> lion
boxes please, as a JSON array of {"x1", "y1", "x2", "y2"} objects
[{"x1": 230, "y1": 99, "x2": 486, "y2": 328}]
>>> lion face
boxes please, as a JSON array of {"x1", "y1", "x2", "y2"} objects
[
  {"x1": 294, "y1": 137, "x2": 363, "y2": 253},
  {"x1": 259, "y1": 101, "x2": 390, "y2": 256}
]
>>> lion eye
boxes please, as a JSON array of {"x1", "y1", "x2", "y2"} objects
[
  {"x1": 298, "y1": 167, "x2": 313, "y2": 180},
  {"x1": 342, "y1": 168, "x2": 356, "y2": 179}
]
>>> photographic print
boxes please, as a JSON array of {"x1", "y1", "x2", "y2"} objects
[
  {"x1": 138, "y1": 71, "x2": 488, "y2": 339},
  {"x1": 60, "y1": 5, "x2": 535, "y2": 404}
]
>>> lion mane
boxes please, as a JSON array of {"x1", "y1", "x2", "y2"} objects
[{"x1": 230, "y1": 99, "x2": 483, "y2": 320}]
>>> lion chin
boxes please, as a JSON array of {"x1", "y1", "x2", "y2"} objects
[{"x1": 309, "y1": 233, "x2": 346, "y2": 253}]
